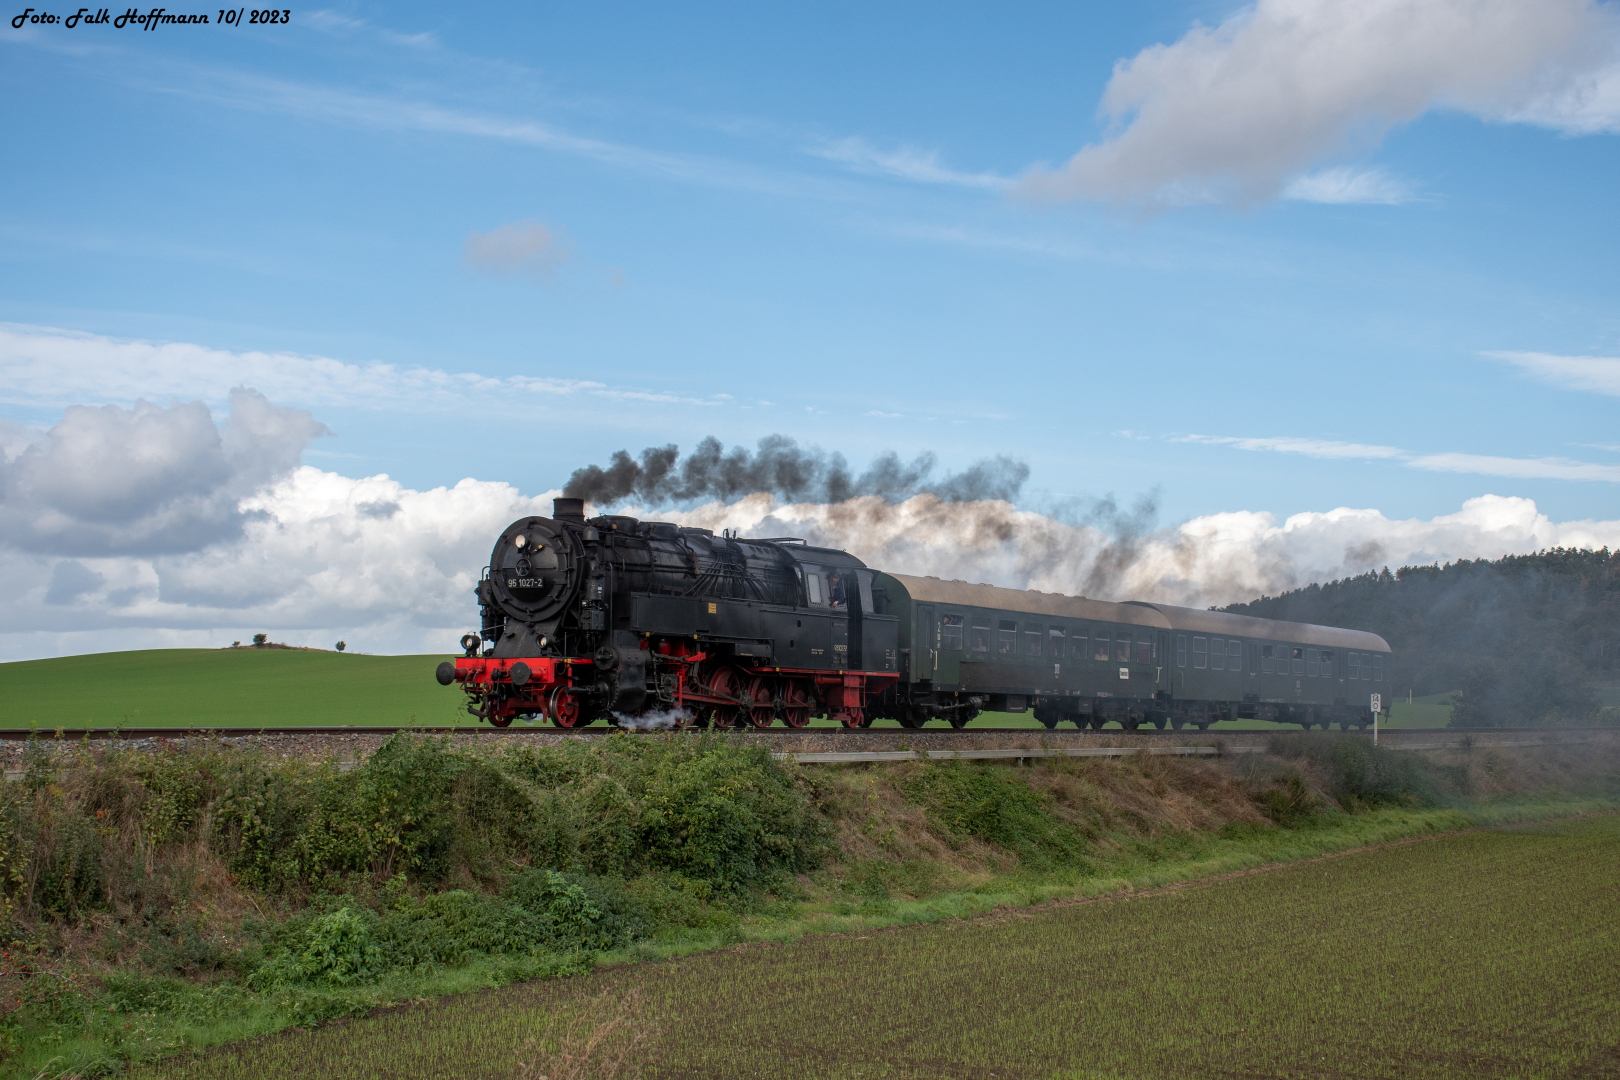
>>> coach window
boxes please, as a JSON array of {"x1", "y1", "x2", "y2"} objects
[
  {"x1": 1135, "y1": 637, "x2": 1153, "y2": 664},
  {"x1": 998, "y1": 620, "x2": 1017, "y2": 655},
  {"x1": 1209, "y1": 637, "x2": 1224, "y2": 670},
  {"x1": 1347, "y1": 652, "x2": 1359, "y2": 680},
  {"x1": 1048, "y1": 626, "x2": 1066, "y2": 657},
  {"x1": 1372, "y1": 654, "x2": 1384, "y2": 682},
  {"x1": 1320, "y1": 649, "x2": 1334, "y2": 678},
  {"x1": 970, "y1": 617, "x2": 991, "y2": 653},
  {"x1": 1291, "y1": 647, "x2": 1305, "y2": 675},
  {"x1": 1192, "y1": 636, "x2": 1207, "y2": 669},
  {"x1": 1094, "y1": 630, "x2": 1111, "y2": 662},
  {"x1": 940, "y1": 614, "x2": 964, "y2": 651},
  {"x1": 1231, "y1": 640, "x2": 1245, "y2": 672},
  {"x1": 1261, "y1": 644, "x2": 1275, "y2": 673},
  {"x1": 1115, "y1": 633, "x2": 1132, "y2": 663},
  {"x1": 1024, "y1": 624, "x2": 1044, "y2": 656},
  {"x1": 1177, "y1": 634, "x2": 1187, "y2": 667},
  {"x1": 805, "y1": 573, "x2": 823, "y2": 606},
  {"x1": 1305, "y1": 648, "x2": 1319, "y2": 677},
  {"x1": 1072, "y1": 628, "x2": 1088, "y2": 659}
]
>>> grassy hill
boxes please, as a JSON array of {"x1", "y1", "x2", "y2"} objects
[{"x1": 0, "y1": 648, "x2": 464, "y2": 729}]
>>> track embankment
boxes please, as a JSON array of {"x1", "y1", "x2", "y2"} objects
[{"x1": 3, "y1": 723, "x2": 1615, "y2": 774}]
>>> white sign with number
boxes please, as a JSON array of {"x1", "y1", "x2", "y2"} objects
[{"x1": 1370, "y1": 693, "x2": 1382, "y2": 714}]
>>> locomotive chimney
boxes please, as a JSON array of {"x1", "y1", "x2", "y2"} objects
[{"x1": 553, "y1": 497, "x2": 586, "y2": 522}]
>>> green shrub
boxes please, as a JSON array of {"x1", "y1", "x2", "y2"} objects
[
  {"x1": 1269, "y1": 733, "x2": 1440, "y2": 809},
  {"x1": 899, "y1": 762, "x2": 1092, "y2": 873}
]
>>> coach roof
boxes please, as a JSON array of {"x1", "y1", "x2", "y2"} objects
[
  {"x1": 1123, "y1": 602, "x2": 1391, "y2": 652},
  {"x1": 883, "y1": 574, "x2": 1168, "y2": 628}
]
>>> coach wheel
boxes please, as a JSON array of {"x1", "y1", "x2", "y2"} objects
[
  {"x1": 1171, "y1": 718, "x2": 1185, "y2": 730},
  {"x1": 548, "y1": 688, "x2": 583, "y2": 729},
  {"x1": 949, "y1": 713, "x2": 971, "y2": 730},
  {"x1": 1194, "y1": 721, "x2": 1210, "y2": 731},
  {"x1": 746, "y1": 677, "x2": 775, "y2": 729},
  {"x1": 898, "y1": 710, "x2": 923, "y2": 730},
  {"x1": 1121, "y1": 718, "x2": 1140, "y2": 731},
  {"x1": 781, "y1": 682, "x2": 812, "y2": 729},
  {"x1": 1040, "y1": 716, "x2": 1059, "y2": 731},
  {"x1": 1151, "y1": 716, "x2": 1167, "y2": 730},
  {"x1": 1088, "y1": 717, "x2": 1106, "y2": 730}
]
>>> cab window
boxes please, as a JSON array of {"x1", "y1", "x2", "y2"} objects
[
  {"x1": 940, "y1": 614, "x2": 964, "y2": 651},
  {"x1": 805, "y1": 573, "x2": 823, "y2": 606},
  {"x1": 1048, "y1": 626, "x2": 1066, "y2": 657},
  {"x1": 970, "y1": 617, "x2": 991, "y2": 653},
  {"x1": 998, "y1": 620, "x2": 1017, "y2": 655},
  {"x1": 1192, "y1": 636, "x2": 1207, "y2": 669}
]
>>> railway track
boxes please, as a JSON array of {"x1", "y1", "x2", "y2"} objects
[{"x1": 0, "y1": 723, "x2": 1600, "y2": 741}]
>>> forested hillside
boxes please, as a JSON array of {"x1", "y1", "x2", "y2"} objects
[{"x1": 1221, "y1": 548, "x2": 1620, "y2": 726}]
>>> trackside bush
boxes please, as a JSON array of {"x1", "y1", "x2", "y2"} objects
[
  {"x1": 898, "y1": 761, "x2": 1092, "y2": 872},
  {"x1": 1269, "y1": 733, "x2": 1441, "y2": 809}
]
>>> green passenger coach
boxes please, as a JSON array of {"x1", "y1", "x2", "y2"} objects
[{"x1": 875, "y1": 573, "x2": 1391, "y2": 731}]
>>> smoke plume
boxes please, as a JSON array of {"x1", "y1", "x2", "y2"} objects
[{"x1": 563, "y1": 436, "x2": 1029, "y2": 507}]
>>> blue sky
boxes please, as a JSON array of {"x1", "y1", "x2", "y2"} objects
[{"x1": 2, "y1": 1, "x2": 1619, "y2": 657}]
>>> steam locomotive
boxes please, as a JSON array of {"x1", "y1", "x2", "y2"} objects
[{"x1": 435, "y1": 498, "x2": 1393, "y2": 731}]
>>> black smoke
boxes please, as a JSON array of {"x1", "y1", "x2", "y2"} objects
[{"x1": 564, "y1": 436, "x2": 1030, "y2": 507}]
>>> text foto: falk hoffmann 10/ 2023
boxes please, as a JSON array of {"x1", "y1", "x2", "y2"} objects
[{"x1": 11, "y1": 7, "x2": 290, "y2": 29}]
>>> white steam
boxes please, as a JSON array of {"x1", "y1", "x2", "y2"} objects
[{"x1": 612, "y1": 708, "x2": 690, "y2": 731}]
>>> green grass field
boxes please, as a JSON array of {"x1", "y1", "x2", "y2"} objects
[
  {"x1": 0, "y1": 649, "x2": 463, "y2": 729},
  {"x1": 0, "y1": 647, "x2": 1452, "y2": 731},
  {"x1": 139, "y1": 814, "x2": 1620, "y2": 1079}
]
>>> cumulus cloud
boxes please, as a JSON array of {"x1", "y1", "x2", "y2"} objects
[
  {"x1": 1486, "y1": 350, "x2": 1620, "y2": 397},
  {"x1": 0, "y1": 388, "x2": 328, "y2": 556},
  {"x1": 463, "y1": 220, "x2": 574, "y2": 277},
  {"x1": 1019, "y1": 0, "x2": 1620, "y2": 208},
  {"x1": 4, "y1": 450, "x2": 1616, "y2": 661}
]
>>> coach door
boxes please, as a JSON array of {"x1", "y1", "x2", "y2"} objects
[{"x1": 916, "y1": 604, "x2": 934, "y2": 681}]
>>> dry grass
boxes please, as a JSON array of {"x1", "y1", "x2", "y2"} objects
[{"x1": 513, "y1": 986, "x2": 656, "y2": 1080}]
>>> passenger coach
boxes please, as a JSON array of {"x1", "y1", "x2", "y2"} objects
[{"x1": 877, "y1": 574, "x2": 1391, "y2": 731}]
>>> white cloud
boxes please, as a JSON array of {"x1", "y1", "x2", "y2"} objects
[
  {"x1": 1282, "y1": 166, "x2": 1416, "y2": 205},
  {"x1": 0, "y1": 323, "x2": 727, "y2": 412},
  {"x1": 1179, "y1": 434, "x2": 1407, "y2": 459},
  {"x1": 1406, "y1": 452, "x2": 1620, "y2": 483},
  {"x1": 463, "y1": 220, "x2": 573, "y2": 277},
  {"x1": 1486, "y1": 349, "x2": 1620, "y2": 397},
  {"x1": 1187, "y1": 430, "x2": 1620, "y2": 482},
  {"x1": 0, "y1": 389, "x2": 328, "y2": 556},
  {"x1": 810, "y1": 137, "x2": 1009, "y2": 189},
  {"x1": 1019, "y1": 0, "x2": 1620, "y2": 208}
]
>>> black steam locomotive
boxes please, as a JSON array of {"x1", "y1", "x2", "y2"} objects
[{"x1": 436, "y1": 498, "x2": 1393, "y2": 731}]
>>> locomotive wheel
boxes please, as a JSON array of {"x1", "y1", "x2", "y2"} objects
[
  {"x1": 746, "y1": 676, "x2": 776, "y2": 729},
  {"x1": 488, "y1": 711, "x2": 514, "y2": 729},
  {"x1": 705, "y1": 667, "x2": 741, "y2": 729},
  {"x1": 781, "y1": 682, "x2": 812, "y2": 728},
  {"x1": 836, "y1": 708, "x2": 866, "y2": 729},
  {"x1": 547, "y1": 688, "x2": 583, "y2": 729}
]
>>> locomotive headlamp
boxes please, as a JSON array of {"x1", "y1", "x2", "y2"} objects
[
  {"x1": 513, "y1": 534, "x2": 527, "y2": 549},
  {"x1": 460, "y1": 633, "x2": 480, "y2": 655}
]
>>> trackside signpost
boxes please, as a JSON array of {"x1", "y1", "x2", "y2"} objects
[{"x1": 1371, "y1": 693, "x2": 1382, "y2": 745}]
